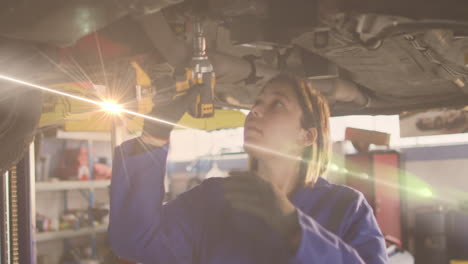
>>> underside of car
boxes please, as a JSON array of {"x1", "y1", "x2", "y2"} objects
[{"x1": 1, "y1": 0, "x2": 468, "y2": 170}]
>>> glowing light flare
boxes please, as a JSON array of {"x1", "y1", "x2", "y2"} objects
[
  {"x1": 0, "y1": 74, "x2": 191, "y2": 130},
  {"x1": 0, "y1": 73, "x2": 456, "y2": 205},
  {"x1": 102, "y1": 101, "x2": 123, "y2": 114},
  {"x1": 419, "y1": 188, "x2": 433, "y2": 198},
  {"x1": 358, "y1": 173, "x2": 369, "y2": 179},
  {"x1": 239, "y1": 144, "x2": 440, "y2": 203},
  {"x1": 339, "y1": 168, "x2": 349, "y2": 174},
  {"x1": 333, "y1": 158, "x2": 445, "y2": 202},
  {"x1": 328, "y1": 163, "x2": 340, "y2": 172}
]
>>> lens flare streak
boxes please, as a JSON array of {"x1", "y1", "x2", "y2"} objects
[
  {"x1": 0, "y1": 74, "x2": 190, "y2": 129},
  {"x1": 243, "y1": 142, "x2": 450, "y2": 203},
  {"x1": 1, "y1": 73, "x2": 456, "y2": 205}
]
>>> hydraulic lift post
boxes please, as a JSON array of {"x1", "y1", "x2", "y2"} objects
[{"x1": 0, "y1": 143, "x2": 36, "y2": 264}]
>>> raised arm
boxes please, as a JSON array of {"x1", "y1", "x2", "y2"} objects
[
  {"x1": 109, "y1": 139, "x2": 212, "y2": 263},
  {"x1": 108, "y1": 83, "x2": 205, "y2": 263},
  {"x1": 109, "y1": 139, "x2": 170, "y2": 261}
]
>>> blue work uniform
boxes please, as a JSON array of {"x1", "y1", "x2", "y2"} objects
[{"x1": 109, "y1": 139, "x2": 388, "y2": 263}]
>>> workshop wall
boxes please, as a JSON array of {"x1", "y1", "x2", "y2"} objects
[
  {"x1": 401, "y1": 144, "x2": 468, "y2": 254},
  {"x1": 402, "y1": 144, "x2": 468, "y2": 202}
]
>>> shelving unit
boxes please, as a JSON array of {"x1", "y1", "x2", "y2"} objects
[
  {"x1": 35, "y1": 180, "x2": 110, "y2": 245},
  {"x1": 35, "y1": 130, "x2": 113, "y2": 263},
  {"x1": 36, "y1": 225, "x2": 108, "y2": 243},
  {"x1": 36, "y1": 180, "x2": 110, "y2": 192},
  {"x1": 56, "y1": 130, "x2": 111, "y2": 142},
  {"x1": 35, "y1": 178, "x2": 109, "y2": 245}
]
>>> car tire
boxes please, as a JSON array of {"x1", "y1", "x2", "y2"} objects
[
  {"x1": 0, "y1": 38, "x2": 49, "y2": 172},
  {"x1": 0, "y1": 88, "x2": 42, "y2": 172}
]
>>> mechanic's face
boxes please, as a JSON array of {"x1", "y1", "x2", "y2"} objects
[{"x1": 244, "y1": 82, "x2": 312, "y2": 159}]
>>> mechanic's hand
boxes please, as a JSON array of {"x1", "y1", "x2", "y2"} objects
[
  {"x1": 143, "y1": 84, "x2": 201, "y2": 139},
  {"x1": 222, "y1": 171, "x2": 301, "y2": 250},
  {"x1": 131, "y1": 84, "x2": 201, "y2": 155}
]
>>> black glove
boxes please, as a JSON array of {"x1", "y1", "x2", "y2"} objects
[
  {"x1": 143, "y1": 84, "x2": 202, "y2": 140},
  {"x1": 222, "y1": 171, "x2": 302, "y2": 252},
  {"x1": 130, "y1": 84, "x2": 202, "y2": 156}
]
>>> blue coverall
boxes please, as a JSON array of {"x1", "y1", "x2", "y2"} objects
[{"x1": 109, "y1": 139, "x2": 388, "y2": 263}]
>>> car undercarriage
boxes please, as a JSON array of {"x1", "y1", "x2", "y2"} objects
[{"x1": 1, "y1": 0, "x2": 468, "y2": 170}]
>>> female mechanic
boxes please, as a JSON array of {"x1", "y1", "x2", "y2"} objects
[{"x1": 108, "y1": 74, "x2": 388, "y2": 263}]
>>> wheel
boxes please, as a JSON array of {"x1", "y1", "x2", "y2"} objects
[
  {"x1": 0, "y1": 38, "x2": 49, "y2": 172},
  {"x1": 0, "y1": 88, "x2": 42, "y2": 172}
]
